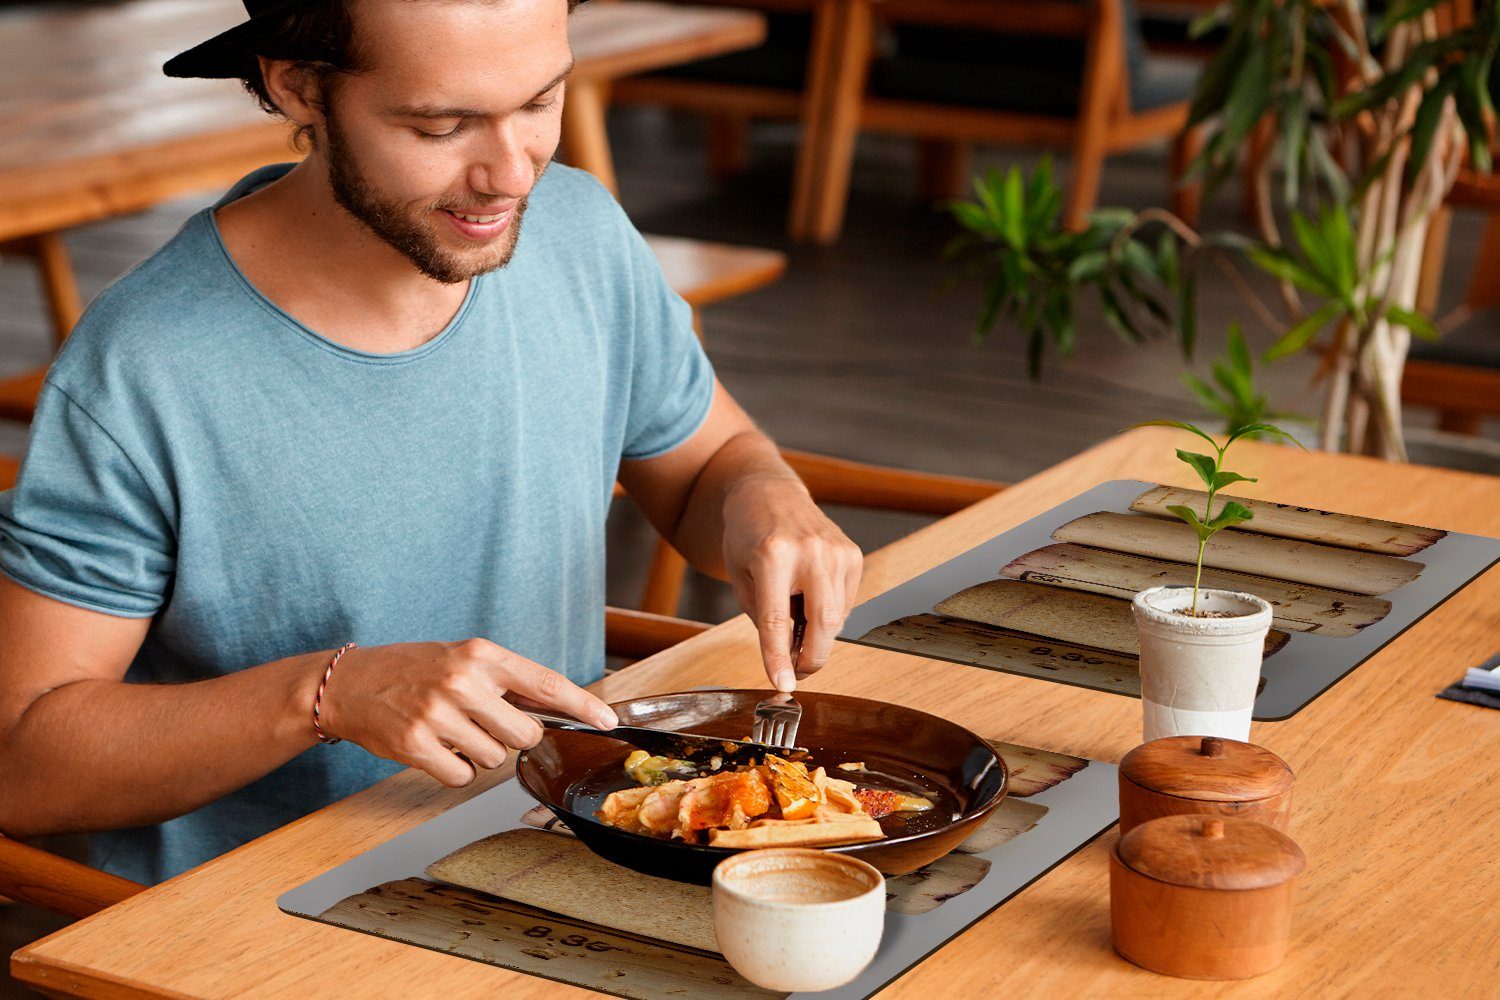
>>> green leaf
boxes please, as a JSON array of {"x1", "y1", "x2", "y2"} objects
[
  {"x1": 1226, "y1": 323, "x2": 1252, "y2": 377},
  {"x1": 1280, "y1": 88, "x2": 1307, "y2": 206},
  {"x1": 1456, "y1": 57, "x2": 1494, "y2": 172},
  {"x1": 1176, "y1": 449, "x2": 1219, "y2": 489},
  {"x1": 1247, "y1": 246, "x2": 1334, "y2": 298},
  {"x1": 1406, "y1": 75, "x2": 1459, "y2": 187},
  {"x1": 1226, "y1": 422, "x2": 1308, "y2": 451},
  {"x1": 1100, "y1": 283, "x2": 1142, "y2": 343},
  {"x1": 1067, "y1": 250, "x2": 1108, "y2": 283},
  {"x1": 1178, "y1": 263, "x2": 1198, "y2": 358},
  {"x1": 1187, "y1": 3, "x2": 1227, "y2": 39},
  {"x1": 1207, "y1": 500, "x2": 1255, "y2": 531},
  {"x1": 1265, "y1": 302, "x2": 1341, "y2": 361},
  {"x1": 1129, "y1": 420, "x2": 1219, "y2": 450},
  {"x1": 1122, "y1": 240, "x2": 1162, "y2": 284},
  {"x1": 1002, "y1": 167, "x2": 1026, "y2": 249},
  {"x1": 1290, "y1": 212, "x2": 1336, "y2": 294},
  {"x1": 1325, "y1": 207, "x2": 1357, "y2": 306},
  {"x1": 1212, "y1": 470, "x2": 1257, "y2": 491},
  {"x1": 949, "y1": 200, "x2": 991, "y2": 234},
  {"x1": 1181, "y1": 371, "x2": 1229, "y2": 417},
  {"x1": 1385, "y1": 305, "x2": 1440, "y2": 341},
  {"x1": 1166, "y1": 503, "x2": 1215, "y2": 543}
]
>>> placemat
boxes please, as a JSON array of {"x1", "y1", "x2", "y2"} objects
[
  {"x1": 838, "y1": 480, "x2": 1500, "y2": 720},
  {"x1": 278, "y1": 740, "x2": 1118, "y2": 999}
]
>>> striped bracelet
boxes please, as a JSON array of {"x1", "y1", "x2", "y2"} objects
[{"x1": 312, "y1": 642, "x2": 358, "y2": 745}]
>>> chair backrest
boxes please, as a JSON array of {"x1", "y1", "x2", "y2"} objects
[
  {"x1": 871, "y1": 0, "x2": 1145, "y2": 113},
  {"x1": 0, "y1": 455, "x2": 18, "y2": 491}
]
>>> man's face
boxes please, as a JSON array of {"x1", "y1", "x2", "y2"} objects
[{"x1": 315, "y1": 0, "x2": 572, "y2": 283}]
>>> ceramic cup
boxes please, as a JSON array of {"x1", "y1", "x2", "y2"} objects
[
  {"x1": 1132, "y1": 586, "x2": 1274, "y2": 742},
  {"x1": 712, "y1": 848, "x2": 885, "y2": 991}
]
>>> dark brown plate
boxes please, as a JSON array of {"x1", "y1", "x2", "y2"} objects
[{"x1": 516, "y1": 690, "x2": 1007, "y2": 885}]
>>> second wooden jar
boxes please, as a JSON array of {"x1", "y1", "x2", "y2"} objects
[
  {"x1": 1111, "y1": 814, "x2": 1306, "y2": 979},
  {"x1": 1118, "y1": 735, "x2": 1294, "y2": 834}
]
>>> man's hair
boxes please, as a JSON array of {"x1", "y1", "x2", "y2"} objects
[{"x1": 237, "y1": 0, "x2": 584, "y2": 150}]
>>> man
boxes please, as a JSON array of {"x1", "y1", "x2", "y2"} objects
[{"x1": 0, "y1": 0, "x2": 861, "y2": 885}]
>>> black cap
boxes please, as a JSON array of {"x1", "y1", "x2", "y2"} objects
[
  {"x1": 165, "y1": 0, "x2": 588, "y2": 79},
  {"x1": 163, "y1": 0, "x2": 316, "y2": 79}
]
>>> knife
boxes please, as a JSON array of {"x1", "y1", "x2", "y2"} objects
[{"x1": 529, "y1": 712, "x2": 804, "y2": 768}]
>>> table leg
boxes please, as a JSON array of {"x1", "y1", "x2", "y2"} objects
[
  {"x1": 1066, "y1": 0, "x2": 1123, "y2": 231},
  {"x1": 561, "y1": 77, "x2": 618, "y2": 197},
  {"x1": 1, "y1": 232, "x2": 82, "y2": 345},
  {"x1": 790, "y1": 0, "x2": 874, "y2": 244}
]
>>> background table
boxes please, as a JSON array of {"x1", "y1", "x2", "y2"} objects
[{"x1": 15, "y1": 427, "x2": 1500, "y2": 996}]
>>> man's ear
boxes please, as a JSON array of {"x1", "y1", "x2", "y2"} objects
[{"x1": 259, "y1": 56, "x2": 326, "y2": 129}]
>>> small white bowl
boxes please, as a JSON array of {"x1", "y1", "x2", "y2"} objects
[{"x1": 712, "y1": 848, "x2": 885, "y2": 992}]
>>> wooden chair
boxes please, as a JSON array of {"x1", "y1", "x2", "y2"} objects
[
  {"x1": 1403, "y1": 169, "x2": 1500, "y2": 436},
  {"x1": 613, "y1": 0, "x2": 1201, "y2": 242}
]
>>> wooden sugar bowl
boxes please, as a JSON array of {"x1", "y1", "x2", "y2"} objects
[
  {"x1": 1119, "y1": 735, "x2": 1293, "y2": 835},
  {"x1": 1111, "y1": 815, "x2": 1306, "y2": 979}
]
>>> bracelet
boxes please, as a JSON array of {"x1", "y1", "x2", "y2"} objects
[{"x1": 312, "y1": 642, "x2": 358, "y2": 745}]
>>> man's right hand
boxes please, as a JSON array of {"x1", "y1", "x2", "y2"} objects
[{"x1": 315, "y1": 639, "x2": 618, "y2": 788}]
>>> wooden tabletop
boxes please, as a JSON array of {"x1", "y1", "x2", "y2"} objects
[
  {"x1": 0, "y1": 0, "x2": 765, "y2": 242},
  {"x1": 14, "y1": 427, "x2": 1500, "y2": 997}
]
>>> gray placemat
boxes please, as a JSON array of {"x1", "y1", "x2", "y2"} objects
[
  {"x1": 839, "y1": 480, "x2": 1500, "y2": 720},
  {"x1": 279, "y1": 749, "x2": 1118, "y2": 999}
]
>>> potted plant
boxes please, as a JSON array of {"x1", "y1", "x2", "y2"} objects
[
  {"x1": 947, "y1": 1, "x2": 1498, "y2": 460},
  {"x1": 1128, "y1": 419, "x2": 1300, "y2": 741}
]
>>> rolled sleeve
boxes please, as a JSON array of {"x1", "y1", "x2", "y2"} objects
[{"x1": 0, "y1": 383, "x2": 174, "y2": 617}]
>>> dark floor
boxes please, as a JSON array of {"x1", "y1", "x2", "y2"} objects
[{"x1": 1, "y1": 105, "x2": 1494, "y2": 993}]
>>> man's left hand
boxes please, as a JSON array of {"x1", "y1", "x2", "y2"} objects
[{"x1": 721, "y1": 475, "x2": 863, "y2": 692}]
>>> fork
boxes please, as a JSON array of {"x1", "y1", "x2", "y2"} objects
[
  {"x1": 751, "y1": 693, "x2": 802, "y2": 749},
  {"x1": 752, "y1": 596, "x2": 806, "y2": 749}
]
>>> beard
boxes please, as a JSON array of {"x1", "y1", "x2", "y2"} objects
[{"x1": 323, "y1": 111, "x2": 540, "y2": 284}]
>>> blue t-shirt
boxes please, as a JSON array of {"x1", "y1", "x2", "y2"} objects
[{"x1": 0, "y1": 163, "x2": 715, "y2": 884}]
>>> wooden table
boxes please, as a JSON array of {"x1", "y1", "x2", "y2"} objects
[
  {"x1": 0, "y1": 0, "x2": 765, "y2": 338},
  {"x1": 14, "y1": 427, "x2": 1500, "y2": 996}
]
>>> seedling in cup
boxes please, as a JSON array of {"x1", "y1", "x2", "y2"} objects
[{"x1": 1132, "y1": 420, "x2": 1302, "y2": 616}]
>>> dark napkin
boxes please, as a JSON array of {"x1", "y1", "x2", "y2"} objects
[{"x1": 1437, "y1": 651, "x2": 1500, "y2": 711}]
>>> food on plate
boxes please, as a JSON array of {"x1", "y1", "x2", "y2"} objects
[
  {"x1": 852, "y1": 788, "x2": 936, "y2": 820},
  {"x1": 767, "y1": 752, "x2": 821, "y2": 820},
  {"x1": 596, "y1": 751, "x2": 932, "y2": 849},
  {"x1": 623, "y1": 749, "x2": 697, "y2": 786}
]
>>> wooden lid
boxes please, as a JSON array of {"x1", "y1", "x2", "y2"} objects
[
  {"x1": 1120, "y1": 736, "x2": 1294, "y2": 803},
  {"x1": 1118, "y1": 815, "x2": 1306, "y2": 890}
]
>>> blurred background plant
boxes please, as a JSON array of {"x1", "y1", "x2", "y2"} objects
[{"x1": 949, "y1": 0, "x2": 1497, "y2": 459}]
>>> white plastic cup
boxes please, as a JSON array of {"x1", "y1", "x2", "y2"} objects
[
  {"x1": 1132, "y1": 585, "x2": 1274, "y2": 742},
  {"x1": 712, "y1": 848, "x2": 885, "y2": 992}
]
